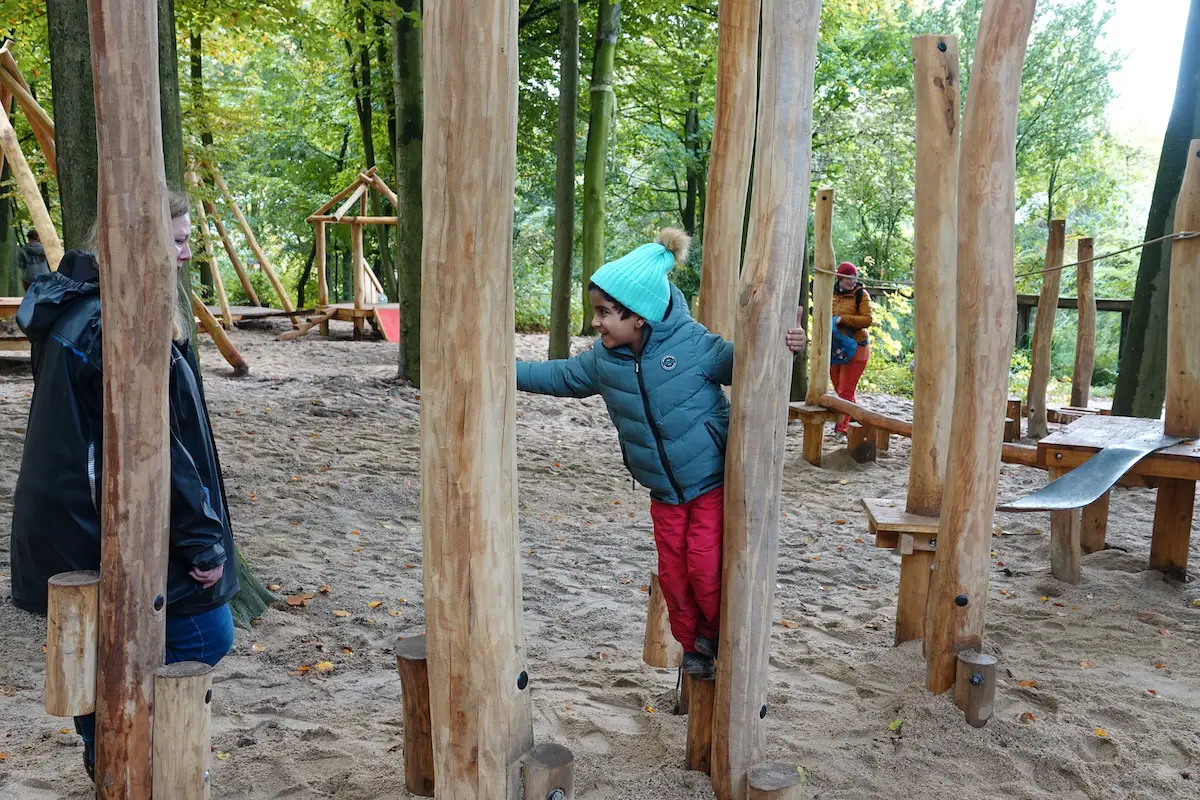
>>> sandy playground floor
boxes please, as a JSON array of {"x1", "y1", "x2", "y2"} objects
[{"x1": 1, "y1": 322, "x2": 1199, "y2": 799}]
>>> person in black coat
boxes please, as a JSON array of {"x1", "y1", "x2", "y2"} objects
[{"x1": 8, "y1": 191, "x2": 239, "y2": 779}]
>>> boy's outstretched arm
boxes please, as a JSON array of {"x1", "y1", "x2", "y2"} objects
[
  {"x1": 517, "y1": 349, "x2": 599, "y2": 398},
  {"x1": 702, "y1": 309, "x2": 808, "y2": 386}
]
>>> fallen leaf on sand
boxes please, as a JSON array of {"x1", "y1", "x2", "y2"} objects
[
  {"x1": 1018, "y1": 680, "x2": 1037, "y2": 688},
  {"x1": 59, "y1": 728, "x2": 71, "y2": 735},
  {"x1": 855, "y1": 537, "x2": 864, "y2": 544},
  {"x1": 1192, "y1": 599, "x2": 1200, "y2": 608},
  {"x1": 315, "y1": 661, "x2": 334, "y2": 673},
  {"x1": 0, "y1": 753, "x2": 7, "y2": 761},
  {"x1": 1137, "y1": 611, "x2": 1156, "y2": 620},
  {"x1": 333, "y1": 610, "x2": 351, "y2": 618},
  {"x1": 619, "y1": 578, "x2": 633, "y2": 585},
  {"x1": 1079, "y1": 660, "x2": 1097, "y2": 669},
  {"x1": 286, "y1": 594, "x2": 313, "y2": 607},
  {"x1": 297, "y1": 665, "x2": 311, "y2": 673},
  {"x1": 834, "y1": 519, "x2": 847, "y2": 525},
  {"x1": 251, "y1": 644, "x2": 267, "y2": 653},
  {"x1": 268, "y1": 584, "x2": 282, "y2": 591},
  {"x1": 1094, "y1": 728, "x2": 1109, "y2": 738},
  {"x1": 1159, "y1": 626, "x2": 1171, "y2": 636},
  {"x1": 291, "y1": 476, "x2": 300, "y2": 482},
  {"x1": 888, "y1": 719, "x2": 904, "y2": 732},
  {"x1": 350, "y1": 530, "x2": 360, "y2": 536},
  {"x1": 216, "y1": 751, "x2": 230, "y2": 761},
  {"x1": 1156, "y1": 663, "x2": 1167, "y2": 669},
  {"x1": 351, "y1": 546, "x2": 365, "y2": 553},
  {"x1": 780, "y1": 619, "x2": 799, "y2": 629},
  {"x1": 1039, "y1": 596, "x2": 1049, "y2": 602},
  {"x1": 388, "y1": 609, "x2": 402, "y2": 617},
  {"x1": 643, "y1": 706, "x2": 657, "y2": 714},
  {"x1": 640, "y1": 585, "x2": 649, "y2": 593},
  {"x1": 1020, "y1": 712, "x2": 1036, "y2": 723},
  {"x1": 319, "y1": 585, "x2": 332, "y2": 594},
  {"x1": 1147, "y1": 689, "x2": 1158, "y2": 696},
  {"x1": 368, "y1": 600, "x2": 383, "y2": 609},
  {"x1": 812, "y1": 556, "x2": 822, "y2": 562}
]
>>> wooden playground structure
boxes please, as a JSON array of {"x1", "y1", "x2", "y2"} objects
[{"x1": 32, "y1": 0, "x2": 1200, "y2": 797}]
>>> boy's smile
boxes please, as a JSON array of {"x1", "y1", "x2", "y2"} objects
[{"x1": 589, "y1": 288, "x2": 646, "y2": 354}]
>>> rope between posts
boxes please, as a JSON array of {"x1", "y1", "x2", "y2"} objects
[{"x1": 809, "y1": 230, "x2": 1200, "y2": 287}]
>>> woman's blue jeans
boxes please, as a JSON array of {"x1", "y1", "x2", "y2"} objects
[{"x1": 75, "y1": 603, "x2": 234, "y2": 761}]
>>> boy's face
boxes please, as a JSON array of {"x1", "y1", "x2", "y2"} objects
[{"x1": 589, "y1": 288, "x2": 645, "y2": 351}]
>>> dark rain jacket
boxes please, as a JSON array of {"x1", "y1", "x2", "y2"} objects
[{"x1": 9, "y1": 250, "x2": 239, "y2": 616}]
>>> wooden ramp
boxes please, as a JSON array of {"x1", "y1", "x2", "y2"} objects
[{"x1": 207, "y1": 305, "x2": 310, "y2": 322}]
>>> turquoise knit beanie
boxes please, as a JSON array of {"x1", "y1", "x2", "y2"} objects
[{"x1": 591, "y1": 229, "x2": 691, "y2": 322}]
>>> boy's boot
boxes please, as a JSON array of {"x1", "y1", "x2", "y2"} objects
[
  {"x1": 682, "y1": 651, "x2": 715, "y2": 680},
  {"x1": 695, "y1": 635, "x2": 719, "y2": 659}
]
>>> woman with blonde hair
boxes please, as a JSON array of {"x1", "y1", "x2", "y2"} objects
[{"x1": 9, "y1": 190, "x2": 239, "y2": 779}]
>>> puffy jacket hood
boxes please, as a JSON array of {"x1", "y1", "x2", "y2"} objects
[{"x1": 18, "y1": 250, "x2": 100, "y2": 344}]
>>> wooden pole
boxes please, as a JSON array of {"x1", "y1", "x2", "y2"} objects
[
  {"x1": 151, "y1": 662, "x2": 214, "y2": 800},
  {"x1": 0, "y1": 104, "x2": 63, "y2": 268},
  {"x1": 203, "y1": 199, "x2": 260, "y2": 307},
  {"x1": 333, "y1": 181, "x2": 369, "y2": 221},
  {"x1": 898, "y1": 35, "x2": 961, "y2": 647},
  {"x1": 351, "y1": 222, "x2": 365, "y2": 340},
  {"x1": 1025, "y1": 219, "x2": 1066, "y2": 439},
  {"x1": 1071, "y1": 238, "x2": 1096, "y2": 408},
  {"x1": 421, "y1": 0, "x2": 534, "y2": 793},
  {"x1": 1151, "y1": 140, "x2": 1200, "y2": 576},
  {"x1": 87, "y1": 0, "x2": 175, "y2": 793},
  {"x1": 643, "y1": 572, "x2": 684, "y2": 668},
  {"x1": 686, "y1": 676, "x2": 716, "y2": 774},
  {"x1": 746, "y1": 763, "x2": 808, "y2": 800},
  {"x1": 953, "y1": 650, "x2": 997, "y2": 728},
  {"x1": 0, "y1": 61, "x2": 58, "y2": 178},
  {"x1": 697, "y1": 0, "x2": 759, "y2": 341},
  {"x1": 805, "y1": 189, "x2": 835, "y2": 405},
  {"x1": 1047, "y1": 465, "x2": 1081, "y2": 584},
  {"x1": 712, "y1": 1, "x2": 821, "y2": 797},
  {"x1": 277, "y1": 309, "x2": 337, "y2": 342},
  {"x1": 396, "y1": 636, "x2": 435, "y2": 797},
  {"x1": 925, "y1": 0, "x2": 1034, "y2": 694},
  {"x1": 192, "y1": 291, "x2": 249, "y2": 376},
  {"x1": 208, "y1": 166, "x2": 296, "y2": 314},
  {"x1": 189, "y1": 172, "x2": 234, "y2": 329},
  {"x1": 315, "y1": 221, "x2": 329, "y2": 308},
  {"x1": 44, "y1": 570, "x2": 100, "y2": 717},
  {"x1": 522, "y1": 743, "x2": 574, "y2": 800}
]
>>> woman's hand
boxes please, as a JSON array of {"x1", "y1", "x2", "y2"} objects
[
  {"x1": 190, "y1": 565, "x2": 224, "y2": 589},
  {"x1": 786, "y1": 308, "x2": 807, "y2": 353}
]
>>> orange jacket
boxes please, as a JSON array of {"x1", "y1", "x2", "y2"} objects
[{"x1": 832, "y1": 285, "x2": 873, "y2": 344}]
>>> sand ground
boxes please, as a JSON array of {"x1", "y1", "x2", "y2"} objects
[{"x1": 1, "y1": 323, "x2": 1198, "y2": 799}]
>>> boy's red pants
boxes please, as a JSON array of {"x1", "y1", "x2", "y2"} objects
[{"x1": 650, "y1": 486, "x2": 723, "y2": 653}]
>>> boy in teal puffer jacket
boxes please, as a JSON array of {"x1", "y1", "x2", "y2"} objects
[{"x1": 517, "y1": 229, "x2": 807, "y2": 678}]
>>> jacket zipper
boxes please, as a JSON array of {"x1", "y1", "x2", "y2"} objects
[{"x1": 635, "y1": 359, "x2": 684, "y2": 504}]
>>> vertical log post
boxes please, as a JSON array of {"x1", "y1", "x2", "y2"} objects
[
  {"x1": 204, "y1": 200, "x2": 260, "y2": 307},
  {"x1": 522, "y1": 743, "x2": 574, "y2": 800},
  {"x1": 420, "y1": 0, "x2": 534, "y2": 795},
  {"x1": 800, "y1": 189, "x2": 836, "y2": 467},
  {"x1": 697, "y1": 0, "x2": 760, "y2": 341},
  {"x1": 1080, "y1": 491, "x2": 1111, "y2": 554},
  {"x1": 151, "y1": 662, "x2": 214, "y2": 800},
  {"x1": 209, "y1": 166, "x2": 296, "y2": 315},
  {"x1": 1025, "y1": 219, "x2": 1066, "y2": 440},
  {"x1": 713, "y1": 1, "x2": 821, "y2": 797},
  {"x1": 746, "y1": 763, "x2": 808, "y2": 800},
  {"x1": 396, "y1": 635, "x2": 435, "y2": 797},
  {"x1": 1048, "y1": 465, "x2": 1081, "y2": 584},
  {"x1": 953, "y1": 650, "x2": 997, "y2": 728},
  {"x1": 686, "y1": 676, "x2": 716, "y2": 774},
  {"x1": 1152, "y1": 142, "x2": 1200, "y2": 576},
  {"x1": 87, "y1": 0, "x2": 175, "y2": 793},
  {"x1": 643, "y1": 573, "x2": 683, "y2": 668},
  {"x1": 899, "y1": 34, "x2": 960, "y2": 647},
  {"x1": 44, "y1": 570, "x2": 100, "y2": 717},
  {"x1": 0, "y1": 104, "x2": 63, "y2": 268},
  {"x1": 925, "y1": 0, "x2": 1035, "y2": 694},
  {"x1": 315, "y1": 221, "x2": 329, "y2": 335},
  {"x1": 351, "y1": 222, "x2": 365, "y2": 340},
  {"x1": 1071, "y1": 238, "x2": 1096, "y2": 408}
]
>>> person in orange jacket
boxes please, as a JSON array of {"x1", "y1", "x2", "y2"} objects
[{"x1": 830, "y1": 261, "x2": 873, "y2": 434}]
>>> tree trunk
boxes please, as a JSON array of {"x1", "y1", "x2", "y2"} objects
[
  {"x1": 683, "y1": 87, "x2": 700, "y2": 236},
  {"x1": 1113, "y1": 0, "x2": 1200, "y2": 416},
  {"x1": 579, "y1": 0, "x2": 621, "y2": 335},
  {"x1": 159, "y1": 0, "x2": 196, "y2": 346},
  {"x1": 46, "y1": 0, "x2": 98, "y2": 251},
  {"x1": 0, "y1": 158, "x2": 17, "y2": 294},
  {"x1": 549, "y1": 0, "x2": 580, "y2": 360},
  {"x1": 392, "y1": 0, "x2": 423, "y2": 384},
  {"x1": 189, "y1": 30, "x2": 214, "y2": 297}
]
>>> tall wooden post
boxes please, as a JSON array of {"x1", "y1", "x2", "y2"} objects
[
  {"x1": 315, "y1": 221, "x2": 329, "y2": 335},
  {"x1": 351, "y1": 222, "x2": 365, "y2": 339},
  {"x1": 712, "y1": 1, "x2": 821, "y2": 797},
  {"x1": 1025, "y1": 219, "x2": 1066, "y2": 439},
  {"x1": 805, "y1": 189, "x2": 835, "y2": 406},
  {"x1": 87, "y1": 0, "x2": 174, "y2": 794},
  {"x1": 1151, "y1": 142, "x2": 1200, "y2": 575},
  {"x1": 420, "y1": 0, "x2": 534, "y2": 796},
  {"x1": 697, "y1": 0, "x2": 760, "y2": 341},
  {"x1": 925, "y1": 0, "x2": 1035, "y2": 694},
  {"x1": 1071, "y1": 238, "x2": 1096, "y2": 408},
  {"x1": 900, "y1": 35, "x2": 959, "y2": 646}
]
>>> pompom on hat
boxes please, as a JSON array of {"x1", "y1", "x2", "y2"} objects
[
  {"x1": 590, "y1": 229, "x2": 691, "y2": 322},
  {"x1": 837, "y1": 261, "x2": 858, "y2": 276}
]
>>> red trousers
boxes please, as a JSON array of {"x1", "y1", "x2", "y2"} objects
[
  {"x1": 650, "y1": 486, "x2": 723, "y2": 652},
  {"x1": 830, "y1": 345, "x2": 869, "y2": 433}
]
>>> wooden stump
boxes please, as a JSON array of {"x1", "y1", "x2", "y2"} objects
[
  {"x1": 847, "y1": 422, "x2": 876, "y2": 464},
  {"x1": 925, "y1": 0, "x2": 1035, "y2": 693},
  {"x1": 396, "y1": 635, "x2": 435, "y2": 797},
  {"x1": 44, "y1": 570, "x2": 99, "y2": 717},
  {"x1": 687, "y1": 676, "x2": 715, "y2": 774},
  {"x1": 1026, "y1": 219, "x2": 1066, "y2": 440},
  {"x1": 522, "y1": 743, "x2": 574, "y2": 800},
  {"x1": 152, "y1": 662, "x2": 214, "y2": 800},
  {"x1": 747, "y1": 762, "x2": 808, "y2": 800},
  {"x1": 1080, "y1": 491, "x2": 1110, "y2": 554},
  {"x1": 1151, "y1": 478, "x2": 1195, "y2": 578},
  {"x1": 1048, "y1": 466, "x2": 1081, "y2": 584},
  {"x1": 1006, "y1": 398, "x2": 1023, "y2": 441},
  {"x1": 953, "y1": 650, "x2": 997, "y2": 728},
  {"x1": 802, "y1": 421, "x2": 824, "y2": 467},
  {"x1": 643, "y1": 573, "x2": 683, "y2": 668}
]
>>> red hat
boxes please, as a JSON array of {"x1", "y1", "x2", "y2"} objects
[{"x1": 837, "y1": 261, "x2": 857, "y2": 276}]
